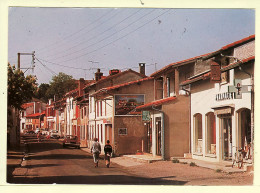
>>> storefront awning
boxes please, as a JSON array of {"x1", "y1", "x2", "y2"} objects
[{"x1": 212, "y1": 104, "x2": 235, "y2": 115}]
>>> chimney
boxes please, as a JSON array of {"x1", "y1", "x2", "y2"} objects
[
  {"x1": 109, "y1": 69, "x2": 121, "y2": 76},
  {"x1": 79, "y1": 78, "x2": 85, "y2": 96},
  {"x1": 95, "y1": 69, "x2": 103, "y2": 81},
  {"x1": 139, "y1": 63, "x2": 145, "y2": 75}
]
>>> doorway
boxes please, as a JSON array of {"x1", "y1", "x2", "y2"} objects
[
  {"x1": 146, "y1": 122, "x2": 152, "y2": 153},
  {"x1": 221, "y1": 116, "x2": 232, "y2": 160},
  {"x1": 156, "y1": 117, "x2": 161, "y2": 155},
  {"x1": 105, "y1": 124, "x2": 113, "y2": 146}
]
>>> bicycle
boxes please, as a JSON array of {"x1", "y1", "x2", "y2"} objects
[{"x1": 232, "y1": 147, "x2": 244, "y2": 169}]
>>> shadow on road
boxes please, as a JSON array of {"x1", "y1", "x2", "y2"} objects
[
  {"x1": 24, "y1": 164, "x2": 62, "y2": 169},
  {"x1": 8, "y1": 174, "x2": 188, "y2": 185},
  {"x1": 28, "y1": 154, "x2": 92, "y2": 160}
]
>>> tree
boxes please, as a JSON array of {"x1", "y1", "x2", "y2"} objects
[
  {"x1": 46, "y1": 72, "x2": 77, "y2": 100},
  {"x1": 8, "y1": 64, "x2": 38, "y2": 109},
  {"x1": 35, "y1": 83, "x2": 50, "y2": 103}
]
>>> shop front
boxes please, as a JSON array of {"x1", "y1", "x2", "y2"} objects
[{"x1": 189, "y1": 75, "x2": 252, "y2": 164}]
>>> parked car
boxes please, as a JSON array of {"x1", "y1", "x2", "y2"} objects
[
  {"x1": 62, "y1": 135, "x2": 80, "y2": 149},
  {"x1": 35, "y1": 128, "x2": 44, "y2": 134},
  {"x1": 50, "y1": 130, "x2": 61, "y2": 139},
  {"x1": 25, "y1": 130, "x2": 35, "y2": 135},
  {"x1": 42, "y1": 128, "x2": 50, "y2": 135}
]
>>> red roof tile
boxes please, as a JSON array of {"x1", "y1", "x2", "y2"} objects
[
  {"x1": 136, "y1": 96, "x2": 176, "y2": 110},
  {"x1": 221, "y1": 56, "x2": 255, "y2": 71},
  {"x1": 91, "y1": 77, "x2": 154, "y2": 96},
  {"x1": 222, "y1": 35, "x2": 255, "y2": 50},
  {"x1": 150, "y1": 52, "x2": 213, "y2": 77},
  {"x1": 180, "y1": 72, "x2": 211, "y2": 86},
  {"x1": 180, "y1": 55, "x2": 254, "y2": 86},
  {"x1": 21, "y1": 102, "x2": 34, "y2": 109},
  {"x1": 26, "y1": 112, "x2": 45, "y2": 118},
  {"x1": 83, "y1": 69, "x2": 147, "y2": 90}
]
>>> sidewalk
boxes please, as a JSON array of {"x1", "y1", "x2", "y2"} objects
[
  {"x1": 7, "y1": 145, "x2": 25, "y2": 181},
  {"x1": 80, "y1": 147, "x2": 252, "y2": 173}
]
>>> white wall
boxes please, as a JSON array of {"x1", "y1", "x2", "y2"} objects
[{"x1": 190, "y1": 69, "x2": 252, "y2": 162}]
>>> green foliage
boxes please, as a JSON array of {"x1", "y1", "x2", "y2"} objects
[
  {"x1": 35, "y1": 83, "x2": 50, "y2": 103},
  {"x1": 46, "y1": 72, "x2": 77, "y2": 100},
  {"x1": 8, "y1": 64, "x2": 37, "y2": 109}
]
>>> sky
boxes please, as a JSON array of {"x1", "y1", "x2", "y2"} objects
[{"x1": 8, "y1": 8, "x2": 255, "y2": 85}]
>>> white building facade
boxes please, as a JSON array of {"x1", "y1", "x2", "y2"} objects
[{"x1": 186, "y1": 37, "x2": 254, "y2": 164}]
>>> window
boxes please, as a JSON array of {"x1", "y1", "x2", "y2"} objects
[
  {"x1": 96, "y1": 101, "x2": 99, "y2": 117},
  {"x1": 194, "y1": 113, "x2": 203, "y2": 153},
  {"x1": 167, "y1": 77, "x2": 170, "y2": 97},
  {"x1": 100, "y1": 101, "x2": 103, "y2": 116},
  {"x1": 104, "y1": 100, "x2": 107, "y2": 116},
  {"x1": 221, "y1": 71, "x2": 229, "y2": 84},
  {"x1": 206, "y1": 112, "x2": 216, "y2": 154},
  {"x1": 100, "y1": 124, "x2": 103, "y2": 143},
  {"x1": 90, "y1": 97, "x2": 92, "y2": 113}
]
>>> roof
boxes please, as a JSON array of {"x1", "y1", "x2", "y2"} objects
[
  {"x1": 26, "y1": 111, "x2": 45, "y2": 118},
  {"x1": 180, "y1": 55, "x2": 254, "y2": 86},
  {"x1": 65, "y1": 88, "x2": 79, "y2": 97},
  {"x1": 136, "y1": 96, "x2": 176, "y2": 111},
  {"x1": 84, "y1": 69, "x2": 147, "y2": 90},
  {"x1": 91, "y1": 77, "x2": 154, "y2": 97},
  {"x1": 150, "y1": 52, "x2": 213, "y2": 77},
  {"x1": 221, "y1": 56, "x2": 255, "y2": 72},
  {"x1": 150, "y1": 34, "x2": 255, "y2": 77},
  {"x1": 21, "y1": 102, "x2": 34, "y2": 109},
  {"x1": 222, "y1": 35, "x2": 255, "y2": 50},
  {"x1": 180, "y1": 72, "x2": 211, "y2": 86}
]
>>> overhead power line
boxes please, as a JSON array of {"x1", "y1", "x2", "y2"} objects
[
  {"x1": 59, "y1": 9, "x2": 171, "y2": 63},
  {"x1": 36, "y1": 58, "x2": 58, "y2": 76},
  {"x1": 36, "y1": 57, "x2": 106, "y2": 71},
  {"x1": 37, "y1": 9, "x2": 119, "y2": 55},
  {"x1": 44, "y1": 9, "x2": 142, "y2": 59},
  {"x1": 49, "y1": 9, "x2": 155, "y2": 62}
]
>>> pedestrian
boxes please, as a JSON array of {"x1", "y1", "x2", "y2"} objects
[
  {"x1": 37, "y1": 132, "x2": 42, "y2": 142},
  {"x1": 104, "y1": 140, "x2": 113, "y2": 168},
  {"x1": 91, "y1": 138, "x2": 101, "y2": 167}
]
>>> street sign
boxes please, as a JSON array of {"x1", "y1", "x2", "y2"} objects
[
  {"x1": 142, "y1": 111, "x2": 151, "y2": 121},
  {"x1": 228, "y1": 79, "x2": 250, "y2": 99}
]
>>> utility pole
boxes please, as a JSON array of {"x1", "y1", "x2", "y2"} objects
[{"x1": 17, "y1": 51, "x2": 35, "y2": 71}]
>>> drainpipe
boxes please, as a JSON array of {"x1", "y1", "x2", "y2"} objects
[
  {"x1": 152, "y1": 106, "x2": 165, "y2": 160},
  {"x1": 181, "y1": 86, "x2": 191, "y2": 154}
]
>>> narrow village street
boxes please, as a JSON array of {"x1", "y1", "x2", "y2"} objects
[
  {"x1": 7, "y1": 134, "x2": 253, "y2": 185},
  {"x1": 6, "y1": 6, "x2": 257, "y2": 188}
]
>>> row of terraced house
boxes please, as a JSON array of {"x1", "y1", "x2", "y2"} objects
[{"x1": 20, "y1": 35, "x2": 255, "y2": 167}]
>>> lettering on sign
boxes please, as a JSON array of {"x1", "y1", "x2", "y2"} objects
[{"x1": 216, "y1": 92, "x2": 235, "y2": 101}]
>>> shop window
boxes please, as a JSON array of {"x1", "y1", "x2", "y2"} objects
[
  {"x1": 194, "y1": 113, "x2": 203, "y2": 153},
  {"x1": 206, "y1": 112, "x2": 216, "y2": 154}
]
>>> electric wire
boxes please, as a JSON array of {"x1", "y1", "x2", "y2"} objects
[
  {"x1": 37, "y1": 9, "x2": 119, "y2": 54},
  {"x1": 36, "y1": 57, "x2": 106, "y2": 71},
  {"x1": 36, "y1": 58, "x2": 58, "y2": 76},
  {"x1": 44, "y1": 9, "x2": 142, "y2": 59},
  {"x1": 59, "y1": 9, "x2": 171, "y2": 63},
  {"x1": 50, "y1": 9, "x2": 156, "y2": 61}
]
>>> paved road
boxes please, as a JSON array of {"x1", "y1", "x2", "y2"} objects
[
  {"x1": 8, "y1": 135, "x2": 253, "y2": 185},
  {"x1": 8, "y1": 136, "x2": 185, "y2": 185}
]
